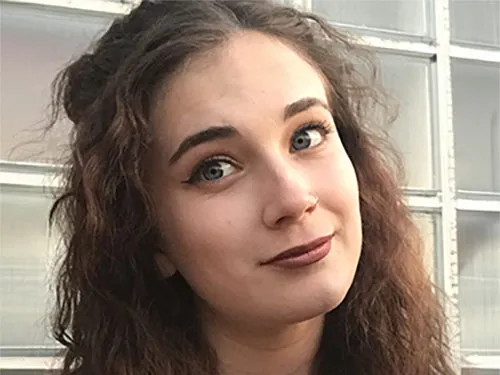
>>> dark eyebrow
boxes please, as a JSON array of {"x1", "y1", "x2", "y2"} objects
[
  {"x1": 168, "y1": 125, "x2": 238, "y2": 165},
  {"x1": 284, "y1": 97, "x2": 331, "y2": 120},
  {"x1": 168, "y1": 98, "x2": 329, "y2": 165}
]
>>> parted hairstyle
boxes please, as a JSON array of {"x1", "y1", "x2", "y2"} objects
[{"x1": 47, "y1": 1, "x2": 454, "y2": 374}]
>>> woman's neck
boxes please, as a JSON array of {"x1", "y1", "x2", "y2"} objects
[{"x1": 201, "y1": 311, "x2": 324, "y2": 375}]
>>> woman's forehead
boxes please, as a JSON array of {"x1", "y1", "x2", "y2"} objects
[{"x1": 152, "y1": 32, "x2": 328, "y2": 140}]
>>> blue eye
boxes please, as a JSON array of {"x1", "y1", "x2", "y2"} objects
[
  {"x1": 186, "y1": 158, "x2": 236, "y2": 184},
  {"x1": 290, "y1": 122, "x2": 332, "y2": 152}
]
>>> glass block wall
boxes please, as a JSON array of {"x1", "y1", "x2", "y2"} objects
[{"x1": 0, "y1": 0, "x2": 498, "y2": 373}]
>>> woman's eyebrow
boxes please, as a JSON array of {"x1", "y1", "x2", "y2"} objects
[
  {"x1": 168, "y1": 125, "x2": 238, "y2": 165},
  {"x1": 168, "y1": 97, "x2": 329, "y2": 165},
  {"x1": 284, "y1": 97, "x2": 331, "y2": 120}
]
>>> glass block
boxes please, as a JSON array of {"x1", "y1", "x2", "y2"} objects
[
  {"x1": 0, "y1": 3, "x2": 112, "y2": 163},
  {"x1": 458, "y1": 211, "x2": 500, "y2": 357},
  {"x1": 0, "y1": 185, "x2": 59, "y2": 350},
  {"x1": 451, "y1": 0, "x2": 500, "y2": 48},
  {"x1": 378, "y1": 54, "x2": 434, "y2": 189},
  {"x1": 312, "y1": 0, "x2": 431, "y2": 36},
  {"x1": 452, "y1": 60, "x2": 500, "y2": 193}
]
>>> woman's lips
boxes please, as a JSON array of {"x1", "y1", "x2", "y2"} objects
[{"x1": 262, "y1": 234, "x2": 333, "y2": 269}]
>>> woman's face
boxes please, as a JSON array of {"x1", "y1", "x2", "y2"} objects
[{"x1": 151, "y1": 32, "x2": 362, "y2": 327}]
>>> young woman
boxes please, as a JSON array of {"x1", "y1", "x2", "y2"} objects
[{"x1": 48, "y1": 1, "x2": 455, "y2": 374}]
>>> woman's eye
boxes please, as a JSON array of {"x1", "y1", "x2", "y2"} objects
[
  {"x1": 290, "y1": 123, "x2": 331, "y2": 152},
  {"x1": 186, "y1": 158, "x2": 237, "y2": 184}
]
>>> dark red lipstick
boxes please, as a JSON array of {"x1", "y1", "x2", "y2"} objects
[{"x1": 262, "y1": 234, "x2": 333, "y2": 269}]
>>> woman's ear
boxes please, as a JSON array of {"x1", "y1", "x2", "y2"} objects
[{"x1": 154, "y1": 251, "x2": 177, "y2": 278}]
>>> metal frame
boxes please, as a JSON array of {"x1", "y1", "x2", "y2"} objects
[
  {"x1": 1, "y1": 0, "x2": 500, "y2": 372},
  {"x1": 462, "y1": 354, "x2": 500, "y2": 370},
  {"x1": 0, "y1": 0, "x2": 136, "y2": 15},
  {"x1": 0, "y1": 356, "x2": 62, "y2": 370},
  {"x1": 457, "y1": 199, "x2": 500, "y2": 213},
  {"x1": 450, "y1": 45, "x2": 500, "y2": 64},
  {"x1": 406, "y1": 195, "x2": 442, "y2": 212},
  {"x1": 433, "y1": 0, "x2": 461, "y2": 371},
  {"x1": 357, "y1": 35, "x2": 436, "y2": 58},
  {"x1": 0, "y1": 162, "x2": 61, "y2": 189}
]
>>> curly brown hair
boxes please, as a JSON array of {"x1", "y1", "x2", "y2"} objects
[{"x1": 47, "y1": 0, "x2": 454, "y2": 374}]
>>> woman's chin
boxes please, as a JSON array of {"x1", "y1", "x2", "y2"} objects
[
  {"x1": 262, "y1": 283, "x2": 351, "y2": 326},
  {"x1": 293, "y1": 294, "x2": 346, "y2": 323}
]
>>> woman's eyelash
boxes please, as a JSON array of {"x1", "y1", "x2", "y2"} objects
[{"x1": 296, "y1": 121, "x2": 334, "y2": 135}]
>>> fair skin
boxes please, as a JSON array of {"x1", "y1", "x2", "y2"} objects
[{"x1": 151, "y1": 31, "x2": 362, "y2": 375}]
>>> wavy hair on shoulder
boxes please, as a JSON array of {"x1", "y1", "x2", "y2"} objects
[{"x1": 47, "y1": 0, "x2": 454, "y2": 374}]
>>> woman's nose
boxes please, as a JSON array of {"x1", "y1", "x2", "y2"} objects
[{"x1": 261, "y1": 167, "x2": 319, "y2": 229}]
